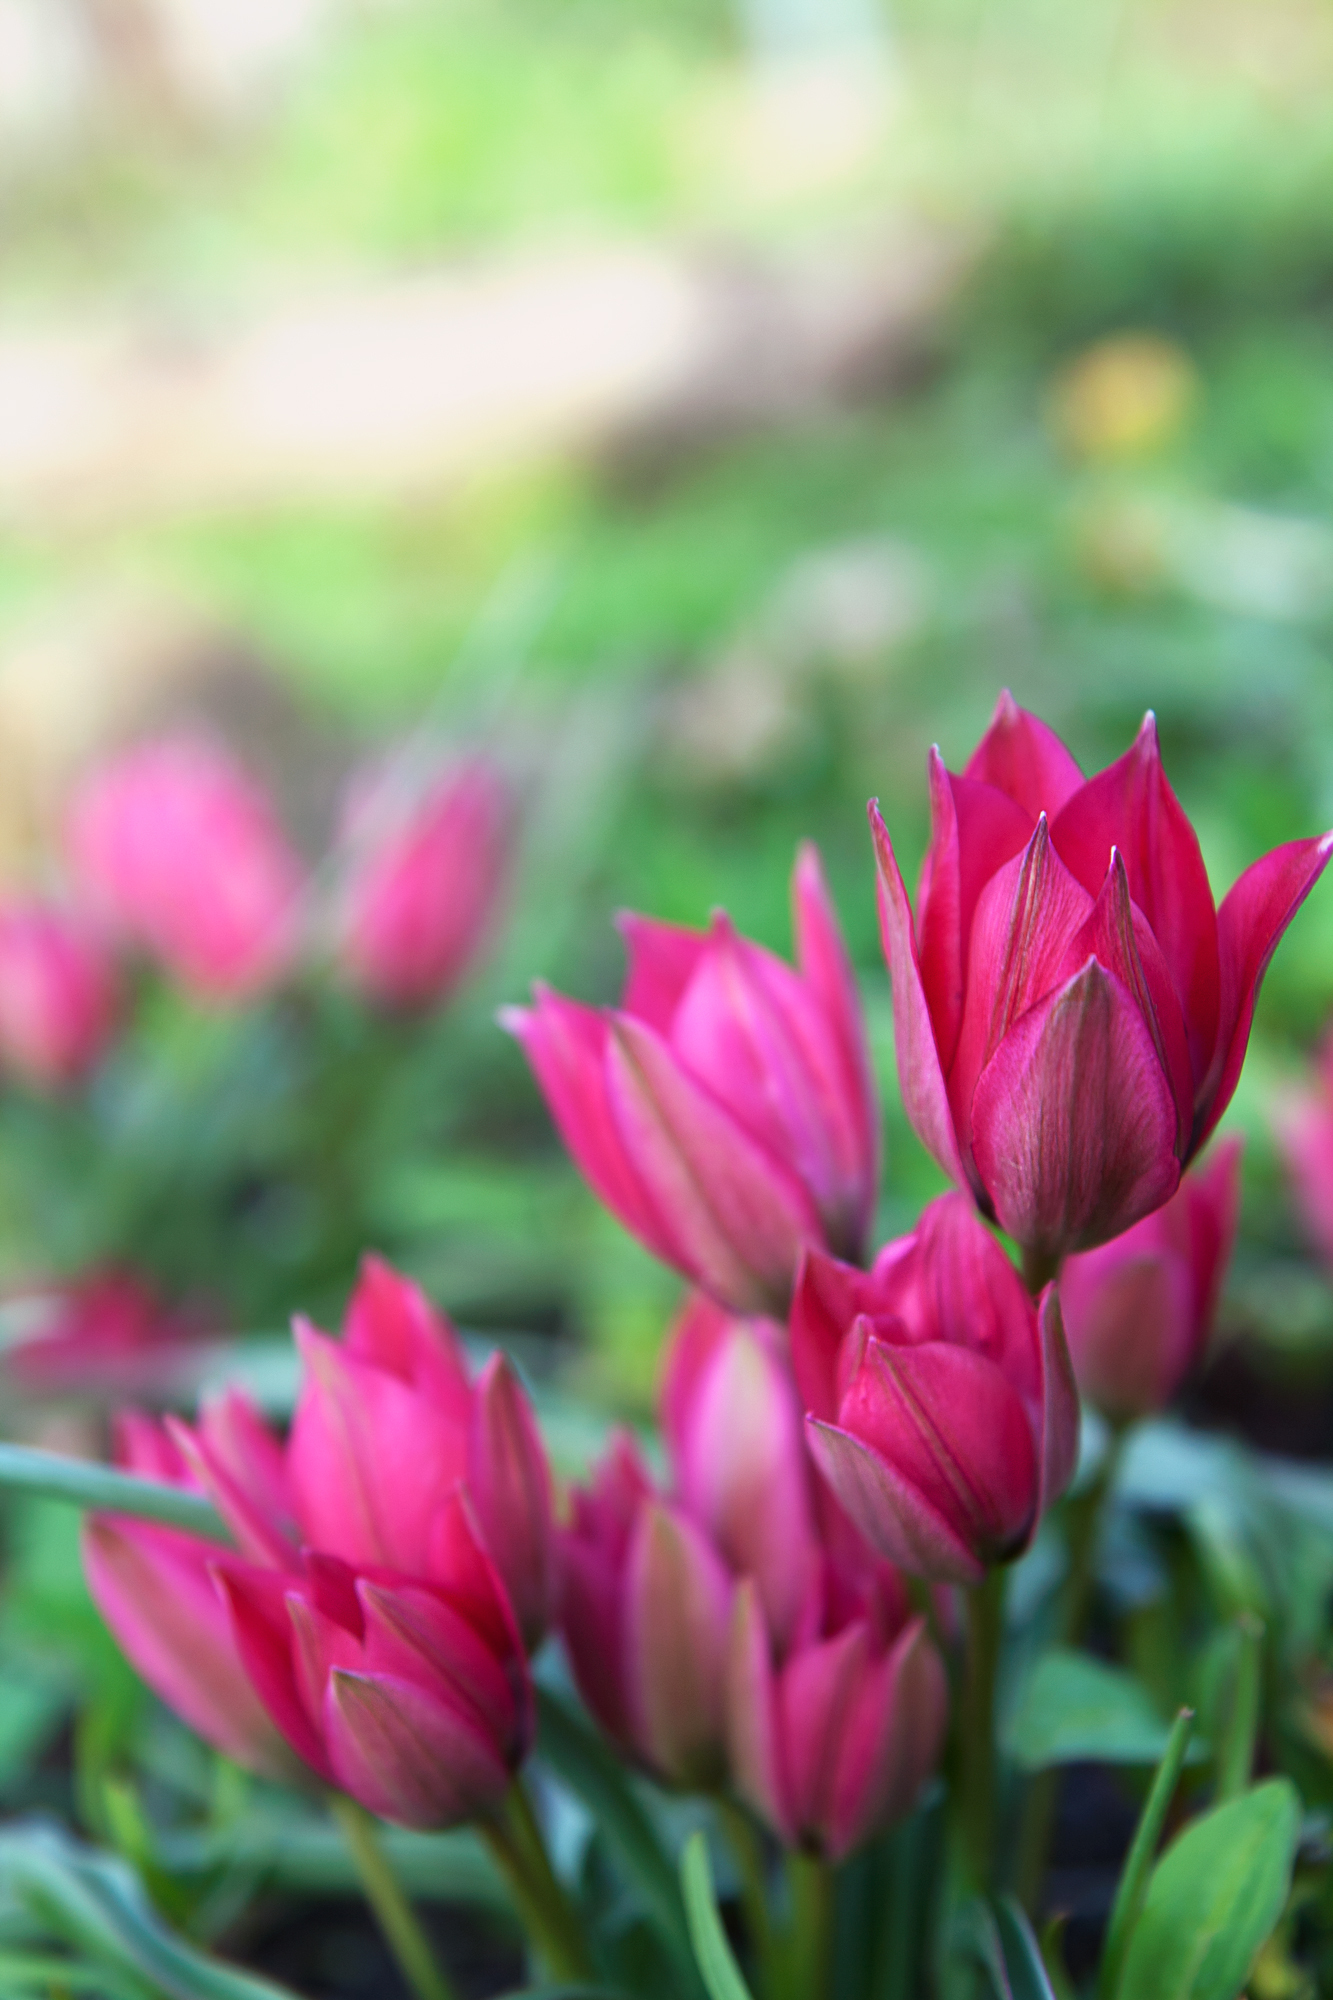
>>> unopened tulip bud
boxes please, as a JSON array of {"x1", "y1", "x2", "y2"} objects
[
  {"x1": 0, "y1": 901, "x2": 118, "y2": 1089},
  {"x1": 336, "y1": 756, "x2": 511, "y2": 1011},
  {"x1": 503, "y1": 843, "x2": 878, "y2": 1315},
  {"x1": 873, "y1": 692, "x2": 1331, "y2": 1266},
  {"x1": 67, "y1": 735, "x2": 305, "y2": 1002},
  {"x1": 791, "y1": 1193, "x2": 1080, "y2": 1584},
  {"x1": 1060, "y1": 1138, "x2": 1242, "y2": 1420}
]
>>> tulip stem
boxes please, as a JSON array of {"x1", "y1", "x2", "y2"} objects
[
  {"x1": 958, "y1": 1568, "x2": 1005, "y2": 1893},
  {"x1": 716, "y1": 1798, "x2": 777, "y2": 1996},
  {"x1": 1013, "y1": 1426, "x2": 1126, "y2": 1910},
  {"x1": 785, "y1": 1848, "x2": 832, "y2": 2000},
  {"x1": 483, "y1": 1780, "x2": 595, "y2": 1982},
  {"x1": 330, "y1": 1794, "x2": 458, "y2": 2000},
  {"x1": 1020, "y1": 1245, "x2": 1061, "y2": 1297}
]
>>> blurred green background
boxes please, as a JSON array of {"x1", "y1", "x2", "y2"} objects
[{"x1": 3, "y1": 0, "x2": 1333, "y2": 1411}]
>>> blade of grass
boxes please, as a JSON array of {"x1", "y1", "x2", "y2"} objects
[
  {"x1": 1096, "y1": 1709, "x2": 1195, "y2": 2000},
  {"x1": 680, "y1": 1831, "x2": 755, "y2": 2000}
]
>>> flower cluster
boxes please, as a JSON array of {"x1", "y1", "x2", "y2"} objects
[
  {"x1": 82, "y1": 695, "x2": 1328, "y2": 1892},
  {"x1": 0, "y1": 733, "x2": 511, "y2": 1094}
]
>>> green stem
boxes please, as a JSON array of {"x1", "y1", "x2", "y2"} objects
[
  {"x1": 1096, "y1": 1709, "x2": 1195, "y2": 2000},
  {"x1": 1014, "y1": 1427, "x2": 1127, "y2": 1907},
  {"x1": 786, "y1": 1848, "x2": 833, "y2": 2000},
  {"x1": 716, "y1": 1799, "x2": 776, "y2": 1997},
  {"x1": 0, "y1": 1444, "x2": 229, "y2": 1540},
  {"x1": 958, "y1": 1569, "x2": 1005, "y2": 1893},
  {"x1": 1217, "y1": 1614, "x2": 1264, "y2": 1802},
  {"x1": 481, "y1": 1779, "x2": 594, "y2": 1981},
  {"x1": 330, "y1": 1794, "x2": 457, "y2": 2000},
  {"x1": 1020, "y1": 1244, "x2": 1061, "y2": 1297}
]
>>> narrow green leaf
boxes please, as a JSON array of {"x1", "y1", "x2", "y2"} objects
[
  {"x1": 680, "y1": 1831, "x2": 755, "y2": 2000},
  {"x1": 0, "y1": 1446, "x2": 229, "y2": 1541},
  {"x1": 994, "y1": 1899, "x2": 1058, "y2": 2000},
  {"x1": 1215, "y1": 1616, "x2": 1263, "y2": 1803},
  {"x1": 1008, "y1": 1651, "x2": 1196, "y2": 1771},
  {"x1": 1097, "y1": 1708, "x2": 1195, "y2": 2000},
  {"x1": 0, "y1": 1820, "x2": 296, "y2": 2000},
  {"x1": 1116, "y1": 1780, "x2": 1301, "y2": 2000},
  {"x1": 534, "y1": 1686, "x2": 698, "y2": 1983}
]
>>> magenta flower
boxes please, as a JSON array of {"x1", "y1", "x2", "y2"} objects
[
  {"x1": 791, "y1": 1193, "x2": 1080, "y2": 1584},
  {"x1": 336, "y1": 756, "x2": 511, "y2": 1011},
  {"x1": 872, "y1": 693, "x2": 1331, "y2": 1266},
  {"x1": 1274, "y1": 1033, "x2": 1333, "y2": 1271},
  {"x1": 0, "y1": 900, "x2": 118, "y2": 1089},
  {"x1": 67, "y1": 736, "x2": 305, "y2": 1002},
  {"x1": 3, "y1": 1269, "x2": 200, "y2": 1399},
  {"x1": 503, "y1": 844, "x2": 878, "y2": 1314},
  {"x1": 215, "y1": 1495, "x2": 532, "y2": 1829},
  {"x1": 1059, "y1": 1139, "x2": 1242, "y2": 1421}
]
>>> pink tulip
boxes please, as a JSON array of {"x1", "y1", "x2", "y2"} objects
[
  {"x1": 726, "y1": 1578, "x2": 946, "y2": 1860},
  {"x1": 337, "y1": 757, "x2": 511, "y2": 1011},
  {"x1": 1059, "y1": 1139, "x2": 1242, "y2": 1420},
  {"x1": 558, "y1": 1436, "x2": 734, "y2": 1787},
  {"x1": 287, "y1": 1256, "x2": 554, "y2": 1648},
  {"x1": 3, "y1": 1269, "x2": 199, "y2": 1398},
  {"x1": 215, "y1": 1492, "x2": 532, "y2": 1829},
  {"x1": 872, "y1": 693, "x2": 1332, "y2": 1267},
  {"x1": 503, "y1": 844, "x2": 878, "y2": 1315},
  {"x1": 1274, "y1": 1033, "x2": 1333, "y2": 1271},
  {"x1": 67, "y1": 736, "x2": 305, "y2": 1002},
  {"x1": 83, "y1": 1403, "x2": 302, "y2": 1781},
  {"x1": 790, "y1": 1192, "x2": 1080, "y2": 1584},
  {"x1": 0, "y1": 901, "x2": 118, "y2": 1089}
]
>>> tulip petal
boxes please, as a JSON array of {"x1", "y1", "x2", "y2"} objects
[
  {"x1": 971, "y1": 958, "x2": 1181, "y2": 1259},
  {"x1": 868, "y1": 801, "x2": 964, "y2": 1185},
  {"x1": 467, "y1": 1353, "x2": 554, "y2": 1649},
  {"x1": 558, "y1": 1531, "x2": 634, "y2": 1750},
  {"x1": 1034, "y1": 1285, "x2": 1081, "y2": 1510},
  {"x1": 1184, "y1": 1135, "x2": 1243, "y2": 1334},
  {"x1": 1196, "y1": 831, "x2": 1333, "y2": 1153},
  {"x1": 1051, "y1": 713, "x2": 1220, "y2": 1081},
  {"x1": 827, "y1": 1616, "x2": 948, "y2": 1859},
  {"x1": 790, "y1": 1248, "x2": 870, "y2": 1423},
  {"x1": 214, "y1": 1563, "x2": 333, "y2": 1780},
  {"x1": 325, "y1": 1670, "x2": 511, "y2": 1829},
  {"x1": 606, "y1": 1013, "x2": 819, "y2": 1313},
  {"x1": 949, "y1": 817, "x2": 1093, "y2": 1168},
  {"x1": 725, "y1": 1580, "x2": 790, "y2": 1842},
  {"x1": 625, "y1": 1504, "x2": 732, "y2": 1785},
  {"x1": 916, "y1": 752, "x2": 1034, "y2": 1073},
  {"x1": 779, "y1": 1621, "x2": 869, "y2": 1845},
  {"x1": 963, "y1": 691, "x2": 1084, "y2": 819},
  {"x1": 165, "y1": 1414, "x2": 293, "y2": 1569},
  {"x1": 344, "y1": 1255, "x2": 472, "y2": 1412},
  {"x1": 82, "y1": 1521, "x2": 296, "y2": 1779},
  {"x1": 843, "y1": 1338, "x2": 1039, "y2": 1565},
  {"x1": 915, "y1": 1192, "x2": 1044, "y2": 1404},
  {"x1": 806, "y1": 1419, "x2": 983, "y2": 1585},
  {"x1": 1058, "y1": 1250, "x2": 1193, "y2": 1420},
  {"x1": 616, "y1": 911, "x2": 710, "y2": 1031},
  {"x1": 500, "y1": 988, "x2": 678, "y2": 1263}
]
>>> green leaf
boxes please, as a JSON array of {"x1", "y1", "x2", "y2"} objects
[
  {"x1": 1007, "y1": 1650, "x2": 1194, "y2": 1770},
  {"x1": 0, "y1": 1446, "x2": 229, "y2": 1541},
  {"x1": 1097, "y1": 1709, "x2": 1196, "y2": 2000},
  {"x1": 960, "y1": 1898, "x2": 1057, "y2": 2000},
  {"x1": 0, "y1": 1819, "x2": 297, "y2": 2000},
  {"x1": 534, "y1": 1686, "x2": 698, "y2": 1985},
  {"x1": 1116, "y1": 1780, "x2": 1301, "y2": 2000},
  {"x1": 680, "y1": 1831, "x2": 755, "y2": 2000}
]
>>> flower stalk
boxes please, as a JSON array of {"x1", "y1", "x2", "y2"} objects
[{"x1": 330, "y1": 1794, "x2": 458, "y2": 2000}]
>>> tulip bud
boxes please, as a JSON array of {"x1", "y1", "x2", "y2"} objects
[
  {"x1": 726, "y1": 1579, "x2": 946, "y2": 1860},
  {"x1": 660, "y1": 1293, "x2": 821, "y2": 1655},
  {"x1": 216, "y1": 1493, "x2": 533, "y2": 1828},
  {"x1": 0, "y1": 901, "x2": 118, "y2": 1089},
  {"x1": 67, "y1": 735, "x2": 305, "y2": 1002},
  {"x1": 1274, "y1": 1034, "x2": 1333, "y2": 1272},
  {"x1": 1059, "y1": 1138, "x2": 1242, "y2": 1420},
  {"x1": 791, "y1": 1193, "x2": 1080, "y2": 1584},
  {"x1": 336, "y1": 756, "x2": 511, "y2": 1011},
  {"x1": 83, "y1": 1410, "x2": 302, "y2": 1782},
  {"x1": 558, "y1": 1437, "x2": 733, "y2": 1787},
  {"x1": 873, "y1": 693, "x2": 1331, "y2": 1265},
  {"x1": 287, "y1": 1256, "x2": 554, "y2": 1647},
  {"x1": 3, "y1": 1270, "x2": 192, "y2": 1398},
  {"x1": 503, "y1": 843, "x2": 878, "y2": 1315}
]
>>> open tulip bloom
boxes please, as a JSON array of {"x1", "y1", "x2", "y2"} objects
[{"x1": 872, "y1": 693, "x2": 1332, "y2": 1272}]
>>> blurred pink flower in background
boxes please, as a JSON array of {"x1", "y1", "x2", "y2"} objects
[
  {"x1": 336, "y1": 755, "x2": 512, "y2": 1011},
  {"x1": 2, "y1": 1269, "x2": 201, "y2": 1399},
  {"x1": 1059, "y1": 1137, "x2": 1243, "y2": 1421},
  {"x1": 872, "y1": 692, "x2": 1331, "y2": 1267},
  {"x1": 1274, "y1": 1032, "x2": 1333, "y2": 1272},
  {"x1": 0, "y1": 899, "x2": 119, "y2": 1089},
  {"x1": 791, "y1": 1191, "x2": 1079, "y2": 1583},
  {"x1": 67, "y1": 735, "x2": 306, "y2": 1002},
  {"x1": 504, "y1": 843, "x2": 878, "y2": 1316}
]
